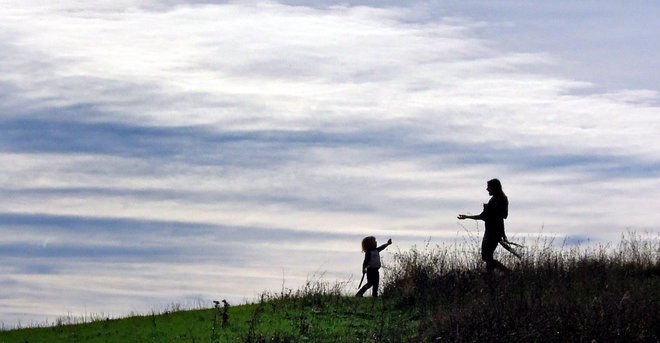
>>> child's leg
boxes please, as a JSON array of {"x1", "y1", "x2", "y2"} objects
[
  {"x1": 356, "y1": 281, "x2": 373, "y2": 297},
  {"x1": 357, "y1": 268, "x2": 381, "y2": 297},
  {"x1": 368, "y1": 269, "x2": 379, "y2": 297}
]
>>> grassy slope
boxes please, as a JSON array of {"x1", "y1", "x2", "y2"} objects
[
  {"x1": 0, "y1": 296, "x2": 415, "y2": 343},
  {"x1": 1, "y1": 233, "x2": 658, "y2": 342}
]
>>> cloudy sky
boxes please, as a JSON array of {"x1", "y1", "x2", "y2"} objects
[{"x1": 1, "y1": 0, "x2": 659, "y2": 327}]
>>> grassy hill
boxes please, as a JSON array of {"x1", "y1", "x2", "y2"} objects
[{"x1": 1, "y1": 233, "x2": 658, "y2": 342}]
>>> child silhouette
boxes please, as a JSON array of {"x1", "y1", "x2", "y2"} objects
[{"x1": 356, "y1": 236, "x2": 392, "y2": 297}]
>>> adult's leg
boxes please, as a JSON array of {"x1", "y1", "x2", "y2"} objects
[
  {"x1": 489, "y1": 259, "x2": 509, "y2": 272},
  {"x1": 481, "y1": 236, "x2": 500, "y2": 273}
]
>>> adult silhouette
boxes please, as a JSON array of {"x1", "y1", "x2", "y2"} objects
[{"x1": 458, "y1": 178, "x2": 510, "y2": 273}]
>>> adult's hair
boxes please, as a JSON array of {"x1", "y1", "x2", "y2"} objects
[
  {"x1": 361, "y1": 236, "x2": 377, "y2": 252},
  {"x1": 488, "y1": 178, "x2": 505, "y2": 196}
]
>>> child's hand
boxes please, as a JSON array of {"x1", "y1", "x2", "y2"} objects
[{"x1": 387, "y1": 238, "x2": 392, "y2": 245}]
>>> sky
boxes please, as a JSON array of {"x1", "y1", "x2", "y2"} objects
[{"x1": 1, "y1": 0, "x2": 659, "y2": 327}]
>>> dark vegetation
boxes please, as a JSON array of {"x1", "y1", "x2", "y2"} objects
[
  {"x1": 1, "y1": 232, "x2": 658, "y2": 342},
  {"x1": 383, "y1": 232, "x2": 659, "y2": 342}
]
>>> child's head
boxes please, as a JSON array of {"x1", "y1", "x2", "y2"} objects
[{"x1": 361, "y1": 236, "x2": 377, "y2": 252}]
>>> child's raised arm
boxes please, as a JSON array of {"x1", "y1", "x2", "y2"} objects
[{"x1": 377, "y1": 238, "x2": 392, "y2": 252}]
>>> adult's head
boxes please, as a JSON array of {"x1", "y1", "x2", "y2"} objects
[{"x1": 487, "y1": 178, "x2": 504, "y2": 196}]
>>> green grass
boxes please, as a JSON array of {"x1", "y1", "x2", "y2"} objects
[
  {"x1": 0, "y1": 293, "x2": 417, "y2": 342},
  {"x1": 1, "y1": 232, "x2": 658, "y2": 342}
]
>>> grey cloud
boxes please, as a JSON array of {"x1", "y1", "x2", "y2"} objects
[
  {"x1": 0, "y1": 243, "x2": 177, "y2": 261},
  {"x1": 0, "y1": 186, "x2": 379, "y2": 214},
  {"x1": 0, "y1": 212, "x2": 364, "y2": 246},
  {"x1": 7, "y1": 114, "x2": 659, "y2": 169}
]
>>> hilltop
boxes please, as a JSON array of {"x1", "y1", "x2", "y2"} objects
[{"x1": 1, "y1": 233, "x2": 658, "y2": 342}]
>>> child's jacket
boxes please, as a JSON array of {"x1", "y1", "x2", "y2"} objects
[{"x1": 362, "y1": 243, "x2": 389, "y2": 270}]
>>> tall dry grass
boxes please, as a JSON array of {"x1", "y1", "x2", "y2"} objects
[{"x1": 382, "y1": 231, "x2": 659, "y2": 342}]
